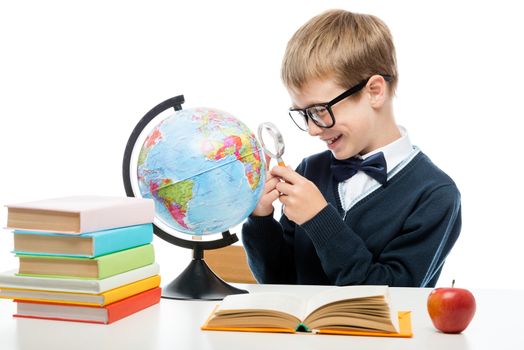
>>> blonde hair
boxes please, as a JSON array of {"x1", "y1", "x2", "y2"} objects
[{"x1": 281, "y1": 9, "x2": 398, "y2": 93}]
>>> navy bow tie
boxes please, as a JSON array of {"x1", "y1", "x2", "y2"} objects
[{"x1": 331, "y1": 152, "x2": 388, "y2": 185}]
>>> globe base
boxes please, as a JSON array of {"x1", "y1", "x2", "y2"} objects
[{"x1": 161, "y1": 256, "x2": 248, "y2": 300}]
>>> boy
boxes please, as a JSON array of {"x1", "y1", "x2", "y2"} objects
[{"x1": 242, "y1": 9, "x2": 461, "y2": 287}]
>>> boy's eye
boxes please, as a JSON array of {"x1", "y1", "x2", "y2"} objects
[{"x1": 310, "y1": 106, "x2": 329, "y2": 119}]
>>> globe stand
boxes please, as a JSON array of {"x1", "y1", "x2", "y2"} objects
[
  {"x1": 161, "y1": 231, "x2": 248, "y2": 300},
  {"x1": 122, "y1": 94, "x2": 249, "y2": 301}
]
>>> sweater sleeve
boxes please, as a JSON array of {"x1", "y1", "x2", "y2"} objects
[
  {"x1": 241, "y1": 213, "x2": 296, "y2": 284},
  {"x1": 241, "y1": 160, "x2": 314, "y2": 284},
  {"x1": 300, "y1": 184, "x2": 461, "y2": 287}
]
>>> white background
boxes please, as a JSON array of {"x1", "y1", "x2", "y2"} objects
[{"x1": 1, "y1": 0, "x2": 523, "y2": 289}]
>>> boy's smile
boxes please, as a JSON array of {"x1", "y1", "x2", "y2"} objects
[{"x1": 324, "y1": 135, "x2": 342, "y2": 146}]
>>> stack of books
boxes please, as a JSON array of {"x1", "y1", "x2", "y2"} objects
[{"x1": 0, "y1": 195, "x2": 162, "y2": 324}]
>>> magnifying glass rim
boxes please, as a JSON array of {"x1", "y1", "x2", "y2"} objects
[{"x1": 257, "y1": 122, "x2": 285, "y2": 158}]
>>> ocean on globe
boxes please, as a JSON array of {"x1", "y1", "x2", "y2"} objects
[{"x1": 137, "y1": 107, "x2": 266, "y2": 235}]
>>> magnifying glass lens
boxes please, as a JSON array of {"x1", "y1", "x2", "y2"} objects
[
  {"x1": 259, "y1": 128, "x2": 279, "y2": 156},
  {"x1": 257, "y1": 122, "x2": 285, "y2": 166}
]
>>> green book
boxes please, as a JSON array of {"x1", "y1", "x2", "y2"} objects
[{"x1": 16, "y1": 244, "x2": 155, "y2": 279}]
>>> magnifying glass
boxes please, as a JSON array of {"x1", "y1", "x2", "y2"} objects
[{"x1": 257, "y1": 122, "x2": 286, "y2": 167}]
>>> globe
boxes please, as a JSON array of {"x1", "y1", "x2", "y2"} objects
[{"x1": 136, "y1": 107, "x2": 266, "y2": 236}]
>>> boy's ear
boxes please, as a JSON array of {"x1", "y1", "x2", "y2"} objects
[{"x1": 366, "y1": 75, "x2": 388, "y2": 108}]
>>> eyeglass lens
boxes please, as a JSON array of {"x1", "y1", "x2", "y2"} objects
[
  {"x1": 289, "y1": 106, "x2": 332, "y2": 131},
  {"x1": 307, "y1": 106, "x2": 332, "y2": 127}
]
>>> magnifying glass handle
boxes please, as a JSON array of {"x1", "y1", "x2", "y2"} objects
[{"x1": 276, "y1": 157, "x2": 285, "y2": 167}]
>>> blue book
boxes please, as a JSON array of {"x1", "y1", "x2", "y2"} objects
[{"x1": 13, "y1": 224, "x2": 153, "y2": 258}]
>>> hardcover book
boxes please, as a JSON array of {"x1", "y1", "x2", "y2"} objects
[
  {"x1": 6, "y1": 195, "x2": 155, "y2": 234},
  {"x1": 0, "y1": 275, "x2": 160, "y2": 306},
  {"x1": 14, "y1": 287, "x2": 162, "y2": 324},
  {"x1": 17, "y1": 244, "x2": 155, "y2": 279},
  {"x1": 202, "y1": 285, "x2": 412, "y2": 337},
  {"x1": 0, "y1": 263, "x2": 160, "y2": 293},
  {"x1": 13, "y1": 224, "x2": 154, "y2": 257}
]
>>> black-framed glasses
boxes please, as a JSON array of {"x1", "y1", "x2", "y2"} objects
[{"x1": 288, "y1": 75, "x2": 392, "y2": 131}]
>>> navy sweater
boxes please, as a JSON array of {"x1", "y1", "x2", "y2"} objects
[{"x1": 242, "y1": 149, "x2": 461, "y2": 287}]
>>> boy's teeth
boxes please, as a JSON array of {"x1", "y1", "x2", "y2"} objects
[{"x1": 327, "y1": 135, "x2": 340, "y2": 144}]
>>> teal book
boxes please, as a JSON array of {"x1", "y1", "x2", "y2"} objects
[
  {"x1": 13, "y1": 224, "x2": 153, "y2": 258},
  {"x1": 16, "y1": 244, "x2": 155, "y2": 279}
]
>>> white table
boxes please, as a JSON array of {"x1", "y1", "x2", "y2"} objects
[{"x1": 0, "y1": 284, "x2": 521, "y2": 350}]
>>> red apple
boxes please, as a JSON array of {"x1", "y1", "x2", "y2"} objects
[{"x1": 427, "y1": 282, "x2": 476, "y2": 333}]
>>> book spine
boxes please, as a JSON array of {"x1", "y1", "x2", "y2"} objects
[
  {"x1": 106, "y1": 287, "x2": 161, "y2": 324},
  {"x1": 92, "y1": 224, "x2": 154, "y2": 257},
  {"x1": 0, "y1": 264, "x2": 160, "y2": 293},
  {"x1": 79, "y1": 199, "x2": 155, "y2": 233},
  {"x1": 12, "y1": 288, "x2": 161, "y2": 324},
  {"x1": 96, "y1": 244, "x2": 155, "y2": 279},
  {"x1": 95, "y1": 263, "x2": 160, "y2": 293},
  {"x1": 2, "y1": 275, "x2": 161, "y2": 306},
  {"x1": 102, "y1": 275, "x2": 161, "y2": 305}
]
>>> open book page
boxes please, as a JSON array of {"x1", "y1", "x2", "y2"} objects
[
  {"x1": 217, "y1": 292, "x2": 306, "y2": 321},
  {"x1": 304, "y1": 285, "x2": 399, "y2": 332},
  {"x1": 304, "y1": 285, "x2": 388, "y2": 314}
]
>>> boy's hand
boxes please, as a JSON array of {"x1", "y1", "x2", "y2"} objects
[
  {"x1": 251, "y1": 155, "x2": 280, "y2": 217},
  {"x1": 271, "y1": 166, "x2": 328, "y2": 225}
]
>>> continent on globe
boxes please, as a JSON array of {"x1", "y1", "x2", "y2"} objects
[
  {"x1": 137, "y1": 107, "x2": 266, "y2": 236},
  {"x1": 152, "y1": 178, "x2": 194, "y2": 230},
  {"x1": 202, "y1": 134, "x2": 262, "y2": 190}
]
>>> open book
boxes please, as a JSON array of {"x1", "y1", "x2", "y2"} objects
[{"x1": 202, "y1": 285, "x2": 412, "y2": 337}]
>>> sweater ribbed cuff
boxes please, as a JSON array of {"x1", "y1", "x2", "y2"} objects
[
  {"x1": 300, "y1": 204, "x2": 347, "y2": 248},
  {"x1": 246, "y1": 213, "x2": 279, "y2": 237}
]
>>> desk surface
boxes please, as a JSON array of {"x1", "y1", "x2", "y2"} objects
[{"x1": 0, "y1": 284, "x2": 522, "y2": 350}]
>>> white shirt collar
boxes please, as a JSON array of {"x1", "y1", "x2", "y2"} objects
[
  {"x1": 359, "y1": 126, "x2": 412, "y2": 174},
  {"x1": 338, "y1": 126, "x2": 415, "y2": 212}
]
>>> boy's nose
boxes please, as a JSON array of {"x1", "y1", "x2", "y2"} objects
[{"x1": 307, "y1": 120, "x2": 322, "y2": 136}]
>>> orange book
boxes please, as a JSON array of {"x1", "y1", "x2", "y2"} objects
[
  {"x1": 13, "y1": 287, "x2": 161, "y2": 324},
  {"x1": 1, "y1": 275, "x2": 161, "y2": 306},
  {"x1": 201, "y1": 285, "x2": 413, "y2": 338}
]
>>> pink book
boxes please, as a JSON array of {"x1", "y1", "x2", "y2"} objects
[{"x1": 6, "y1": 195, "x2": 155, "y2": 234}]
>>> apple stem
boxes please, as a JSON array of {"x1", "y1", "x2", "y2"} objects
[{"x1": 452, "y1": 279, "x2": 455, "y2": 288}]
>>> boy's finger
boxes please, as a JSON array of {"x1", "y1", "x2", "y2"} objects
[
  {"x1": 264, "y1": 153, "x2": 271, "y2": 170},
  {"x1": 275, "y1": 181, "x2": 294, "y2": 196},
  {"x1": 263, "y1": 177, "x2": 279, "y2": 193},
  {"x1": 270, "y1": 165, "x2": 303, "y2": 184},
  {"x1": 265, "y1": 189, "x2": 280, "y2": 203}
]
